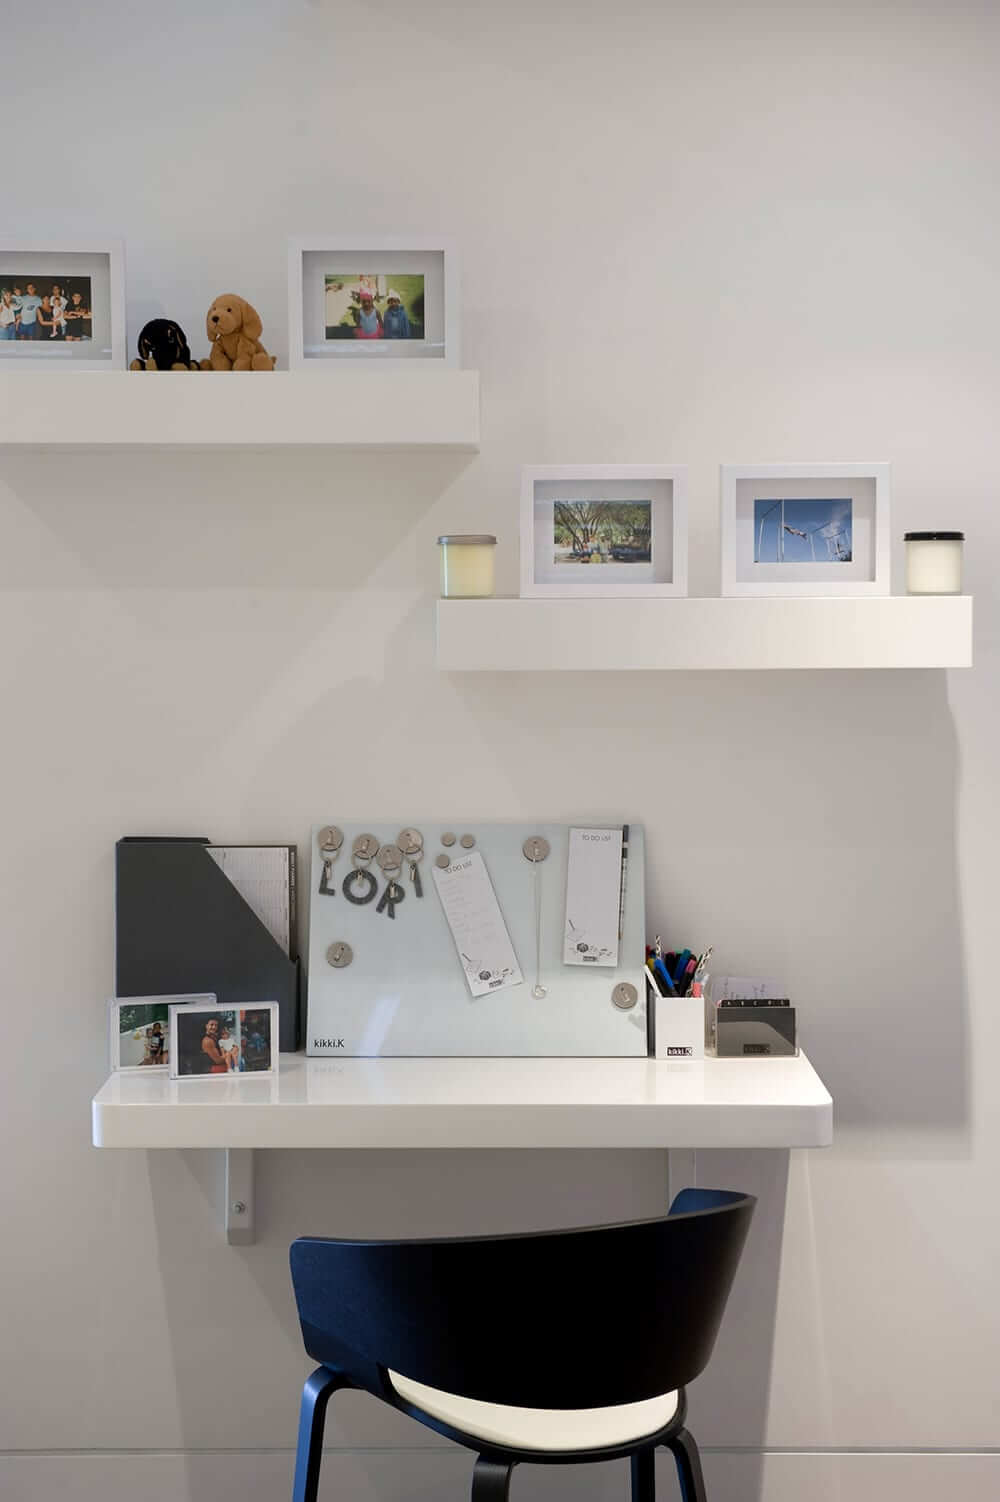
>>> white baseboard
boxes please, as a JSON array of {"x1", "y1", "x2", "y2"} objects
[{"x1": 1, "y1": 1447, "x2": 998, "y2": 1502}]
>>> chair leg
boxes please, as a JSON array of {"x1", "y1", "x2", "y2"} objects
[
  {"x1": 631, "y1": 1445, "x2": 656, "y2": 1502},
  {"x1": 471, "y1": 1455, "x2": 517, "y2": 1502},
  {"x1": 292, "y1": 1366, "x2": 346, "y2": 1502},
  {"x1": 665, "y1": 1427, "x2": 708, "y2": 1502}
]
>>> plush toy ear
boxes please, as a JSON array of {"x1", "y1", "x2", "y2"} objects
[{"x1": 239, "y1": 298, "x2": 263, "y2": 342}]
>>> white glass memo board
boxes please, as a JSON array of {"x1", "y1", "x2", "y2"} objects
[{"x1": 306, "y1": 822, "x2": 647, "y2": 1057}]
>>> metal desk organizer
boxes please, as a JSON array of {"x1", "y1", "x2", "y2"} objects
[
  {"x1": 714, "y1": 1001, "x2": 798, "y2": 1058},
  {"x1": 306, "y1": 822, "x2": 647, "y2": 1057}
]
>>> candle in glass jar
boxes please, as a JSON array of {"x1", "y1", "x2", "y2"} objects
[
  {"x1": 437, "y1": 535, "x2": 497, "y2": 598},
  {"x1": 904, "y1": 531, "x2": 964, "y2": 594}
]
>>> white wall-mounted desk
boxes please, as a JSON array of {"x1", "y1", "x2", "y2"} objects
[{"x1": 92, "y1": 1053, "x2": 832, "y2": 1242}]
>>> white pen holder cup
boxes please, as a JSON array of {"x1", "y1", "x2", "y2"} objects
[{"x1": 649, "y1": 984, "x2": 706, "y2": 1060}]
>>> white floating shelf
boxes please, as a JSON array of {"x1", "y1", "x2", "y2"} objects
[
  {"x1": 0, "y1": 368, "x2": 480, "y2": 450},
  {"x1": 437, "y1": 595, "x2": 972, "y2": 671},
  {"x1": 91, "y1": 1051, "x2": 832, "y2": 1150}
]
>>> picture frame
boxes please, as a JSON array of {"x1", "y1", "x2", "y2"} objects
[
  {"x1": 520, "y1": 465, "x2": 689, "y2": 599},
  {"x1": 288, "y1": 237, "x2": 458, "y2": 369},
  {"x1": 0, "y1": 240, "x2": 126, "y2": 369},
  {"x1": 169, "y1": 1000, "x2": 278, "y2": 1080},
  {"x1": 720, "y1": 463, "x2": 891, "y2": 597},
  {"x1": 108, "y1": 994, "x2": 215, "y2": 1073}
]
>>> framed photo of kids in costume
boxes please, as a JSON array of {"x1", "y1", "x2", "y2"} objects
[
  {"x1": 0, "y1": 241, "x2": 126, "y2": 368},
  {"x1": 288, "y1": 238, "x2": 458, "y2": 368}
]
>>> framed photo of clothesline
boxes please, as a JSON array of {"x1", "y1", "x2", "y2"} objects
[
  {"x1": 288, "y1": 237, "x2": 458, "y2": 368},
  {"x1": 0, "y1": 240, "x2": 125, "y2": 368},
  {"x1": 720, "y1": 462, "x2": 891, "y2": 596}
]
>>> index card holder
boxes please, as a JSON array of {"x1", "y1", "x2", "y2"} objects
[{"x1": 115, "y1": 837, "x2": 301, "y2": 1052}]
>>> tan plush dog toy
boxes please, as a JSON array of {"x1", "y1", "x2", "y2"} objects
[{"x1": 202, "y1": 293, "x2": 276, "y2": 370}]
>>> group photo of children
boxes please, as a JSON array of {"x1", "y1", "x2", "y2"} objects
[
  {"x1": 324, "y1": 272, "x2": 424, "y2": 341},
  {"x1": 0, "y1": 274, "x2": 92, "y2": 342}
]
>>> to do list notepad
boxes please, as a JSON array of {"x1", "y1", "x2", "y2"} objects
[
  {"x1": 433, "y1": 852, "x2": 524, "y2": 998},
  {"x1": 563, "y1": 826, "x2": 624, "y2": 967}
]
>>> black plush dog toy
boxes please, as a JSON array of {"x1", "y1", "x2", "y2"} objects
[{"x1": 129, "y1": 318, "x2": 199, "y2": 371}]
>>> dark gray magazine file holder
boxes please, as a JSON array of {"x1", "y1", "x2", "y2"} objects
[{"x1": 115, "y1": 836, "x2": 300, "y2": 1053}]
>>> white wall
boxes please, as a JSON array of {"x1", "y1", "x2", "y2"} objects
[{"x1": 2, "y1": 1, "x2": 999, "y2": 1498}]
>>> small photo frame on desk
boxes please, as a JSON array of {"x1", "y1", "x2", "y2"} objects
[
  {"x1": 109, "y1": 994, "x2": 215, "y2": 1073},
  {"x1": 169, "y1": 1000, "x2": 278, "y2": 1080},
  {"x1": 520, "y1": 465, "x2": 688, "y2": 598},
  {"x1": 720, "y1": 463, "x2": 891, "y2": 596}
]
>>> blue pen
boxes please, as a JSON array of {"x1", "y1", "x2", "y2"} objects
[
  {"x1": 673, "y1": 949, "x2": 692, "y2": 984},
  {"x1": 654, "y1": 957, "x2": 677, "y2": 996}
]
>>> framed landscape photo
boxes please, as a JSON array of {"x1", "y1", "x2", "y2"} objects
[
  {"x1": 720, "y1": 463, "x2": 891, "y2": 596},
  {"x1": 520, "y1": 465, "x2": 688, "y2": 598},
  {"x1": 288, "y1": 238, "x2": 457, "y2": 367},
  {"x1": 0, "y1": 241, "x2": 125, "y2": 368}
]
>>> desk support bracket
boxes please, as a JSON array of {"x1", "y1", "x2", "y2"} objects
[
  {"x1": 667, "y1": 1149, "x2": 697, "y2": 1208},
  {"x1": 225, "y1": 1148, "x2": 255, "y2": 1244}
]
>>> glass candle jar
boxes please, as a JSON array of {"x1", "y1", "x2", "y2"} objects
[
  {"x1": 437, "y1": 535, "x2": 497, "y2": 598},
  {"x1": 904, "y1": 531, "x2": 964, "y2": 594}
]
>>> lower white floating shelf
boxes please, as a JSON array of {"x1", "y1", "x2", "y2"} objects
[{"x1": 436, "y1": 595, "x2": 972, "y2": 671}]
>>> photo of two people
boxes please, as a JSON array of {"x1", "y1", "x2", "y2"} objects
[
  {"x1": 0, "y1": 275, "x2": 92, "y2": 342},
  {"x1": 324, "y1": 273, "x2": 424, "y2": 341},
  {"x1": 174, "y1": 1007, "x2": 274, "y2": 1077},
  {"x1": 115, "y1": 1002, "x2": 169, "y2": 1069}
]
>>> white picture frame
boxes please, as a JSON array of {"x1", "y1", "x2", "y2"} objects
[
  {"x1": 720, "y1": 463, "x2": 891, "y2": 597},
  {"x1": 520, "y1": 465, "x2": 689, "y2": 599},
  {"x1": 108, "y1": 994, "x2": 215, "y2": 1073},
  {"x1": 169, "y1": 1000, "x2": 278, "y2": 1080},
  {"x1": 0, "y1": 240, "x2": 126, "y2": 369},
  {"x1": 288, "y1": 237, "x2": 458, "y2": 369}
]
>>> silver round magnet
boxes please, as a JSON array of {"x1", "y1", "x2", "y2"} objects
[
  {"x1": 441, "y1": 832, "x2": 456, "y2": 847},
  {"x1": 435, "y1": 852, "x2": 451, "y2": 869},
  {"x1": 318, "y1": 825, "x2": 344, "y2": 853},
  {"x1": 352, "y1": 833, "x2": 380, "y2": 862},
  {"x1": 326, "y1": 941, "x2": 354, "y2": 969},
  {"x1": 460, "y1": 833, "x2": 476, "y2": 849},
  {"x1": 522, "y1": 835, "x2": 551, "y2": 863},
  {"x1": 397, "y1": 828, "x2": 423, "y2": 856},
  {"x1": 376, "y1": 843, "x2": 403, "y2": 873},
  {"x1": 611, "y1": 982, "x2": 639, "y2": 1010}
]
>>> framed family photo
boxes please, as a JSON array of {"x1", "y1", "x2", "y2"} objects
[
  {"x1": 720, "y1": 463, "x2": 891, "y2": 596},
  {"x1": 108, "y1": 994, "x2": 215, "y2": 1073},
  {"x1": 288, "y1": 237, "x2": 458, "y2": 368},
  {"x1": 520, "y1": 465, "x2": 688, "y2": 598},
  {"x1": 169, "y1": 1001, "x2": 278, "y2": 1080},
  {"x1": 0, "y1": 241, "x2": 126, "y2": 368}
]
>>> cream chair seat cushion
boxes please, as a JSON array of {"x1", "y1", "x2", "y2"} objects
[{"x1": 387, "y1": 1370, "x2": 679, "y2": 1452}]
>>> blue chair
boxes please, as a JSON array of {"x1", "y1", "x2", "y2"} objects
[{"x1": 289, "y1": 1187, "x2": 754, "y2": 1502}]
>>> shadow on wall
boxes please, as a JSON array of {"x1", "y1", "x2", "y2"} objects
[
  {"x1": 148, "y1": 1147, "x2": 671, "y2": 1499},
  {"x1": 0, "y1": 448, "x2": 477, "y2": 591},
  {"x1": 428, "y1": 655, "x2": 969, "y2": 1144}
]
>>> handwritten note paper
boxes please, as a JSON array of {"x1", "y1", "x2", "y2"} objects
[{"x1": 432, "y1": 852, "x2": 524, "y2": 998}]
